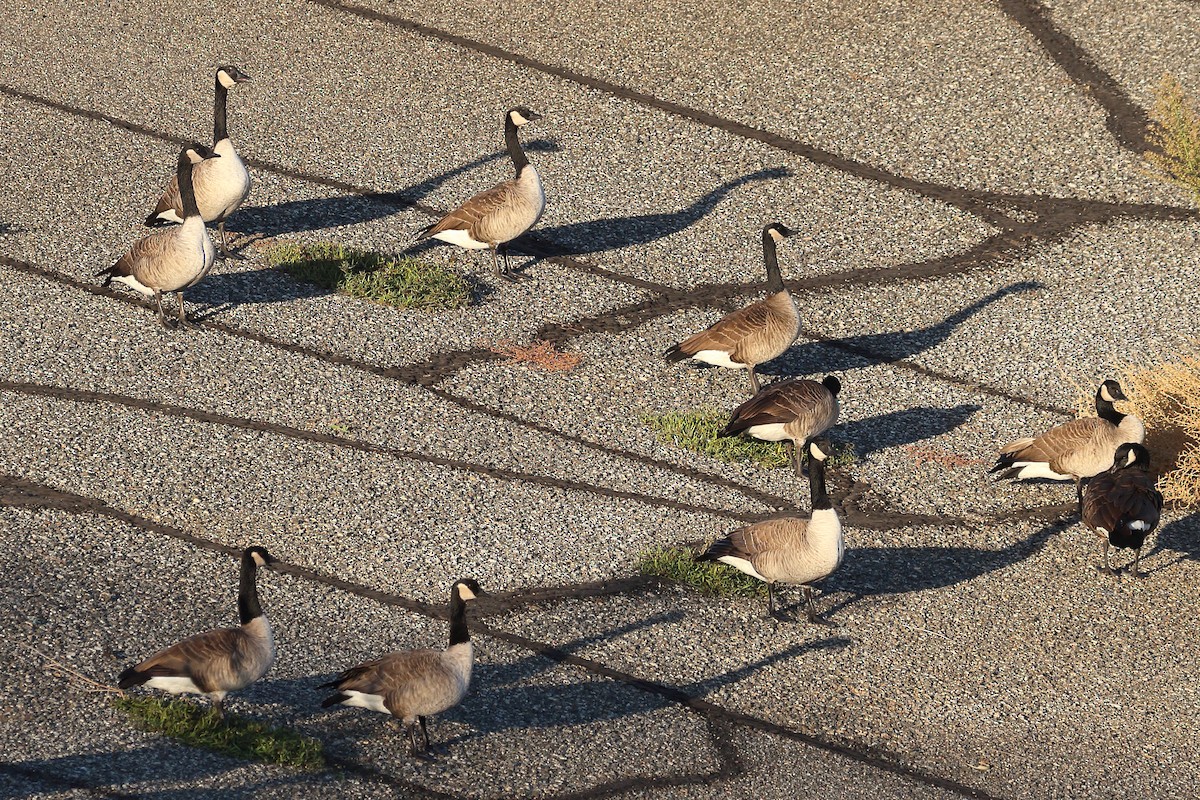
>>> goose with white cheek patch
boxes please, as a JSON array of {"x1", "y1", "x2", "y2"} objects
[
  {"x1": 719, "y1": 375, "x2": 841, "y2": 475},
  {"x1": 147, "y1": 65, "x2": 252, "y2": 257},
  {"x1": 319, "y1": 579, "x2": 483, "y2": 758},
  {"x1": 415, "y1": 107, "x2": 545, "y2": 280},
  {"x1": 99, "y1": 142, "x2": 219, "y2": 328},
  {"x1": 665, "y1": 223, "x2": 801, "y2": 395},
  {"x1": 117, "y1": 547, "x2": 276, "y2": 717},
  {"x1": 991, "y1": 379, "x2": 1145, "y2": 508},
  {"x1": 1082, "y1": 442, "x2": 1163, "y2": 577},
  {"x1": 697, "y1": 438, "x2": 843, "y2": 622}
]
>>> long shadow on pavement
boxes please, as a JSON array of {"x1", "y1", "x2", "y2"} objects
[
  {"x1": 839, "y1": 404, "x2": 982, "y2": 458},
  {"x1": 763, "y1": 280, "x2": 1045, "y2": 379}
]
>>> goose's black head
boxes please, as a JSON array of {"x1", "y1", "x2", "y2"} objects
[
  {"x1": 764, "y1": 222, "x2": 794, "y2": 243},
  {"x1": 1098, "y1": 379, "x2": 1127, "y2": 404},
  {"x1": 182, "y1": 141, "x2": 220, "y2": 164},
  {"x1": 809, "y1": 436, "x2": 832, "y2": 462},
  {"x1": 453, "y1": 578, "x2": 484, "y2": 602},
  {"x1": 1113, "y1": 442, "x2": 1151, "y2": 470},
  {"x1": 243, "y1": 546, "x2": 274, "y2": 569},
  {"x1": 508, "y1": 107, "x2": 543, "y2": 126},
  {"x1": 822, "y1": 375, "x2": 841, "y2": 396},
  {"x1": 216, "y1": 65, "x2": 252, "y2": 89}
]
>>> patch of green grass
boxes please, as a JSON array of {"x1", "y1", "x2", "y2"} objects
[
  {"x1": 267, "y1": 242, "x2": 472, "y2": 310},
  {"x1": 113, "y1": 695, "x2": 325, "y2": 770},
  {"x1": 1146, "y1": 73, "x2": 1200, "y2": 204},
  {"x1": 642, "y1": 409, "x2": 857, "y2": 469},
  {"x1": 638, "y1": 546, "x2": 767, "y2": 598},
  {"x1": 642, "y1": 409, "x2": 789, "y2": 469}
]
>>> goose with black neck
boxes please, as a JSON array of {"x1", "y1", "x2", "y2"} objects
[
  {"x1": 147, "y1": 65, "x2": 252, "y2": 257},
  {"x1": 100, "y1": 142, "x2": 220, "y2": 328},
  {"x1": 415, "y1": 107, "x2": 546, "y2": 280}
]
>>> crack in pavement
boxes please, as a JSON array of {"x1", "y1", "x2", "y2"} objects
[{"x1": 0, "y1": 474, "x2": 1000, "y2": 799}]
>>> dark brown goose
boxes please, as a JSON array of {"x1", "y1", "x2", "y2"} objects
[
  {"x1": 719, "y1": 375, "x2": 841, "y2": 474},
  {"x1": 99, "y1": 142, "x2": 219, "y2": 328},
  {"x1": 992, "y1": 380, "x2": 1145, "y2": 506},
  {"x1": 665, "y1": 223, "x2": 800, "y2": 395},
  {"x1": 1081, "y1": 443, "x2": 1163, "y2": 577},
  {"x1": 697, "y1": 438, "x2": 843, "y2": 622},
  {"x1": 320, "y1": 579, "x2": 482, "y2": 758},
  {"x1": 117, "y1": 547, "x2": 275, "y2": 716},
  {"x1": 415, "y1": 107, "x2": 545, "y2": 280},
  {"x1": 147, "y1": 65, "x2": 252, "y2": 257}
]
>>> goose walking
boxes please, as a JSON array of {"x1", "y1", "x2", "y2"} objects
[
  {"x1": 118, "y1": 547, "x2": 276, "y2": 717},
  {"x1": 666, "y1": 223, "x2": 800, "y2": 395},
  {"x1": 991, "y1": 380, "x2": 1145, "y2": 507},
  {"x1": 99, "y1": 142, "x2": 219, "y2": 328},
  {"x1": 697, "y1": 438, "x2": 843, "y2": 622},
  {"x1": 1082, "y1": 443, "x2": 1163, "y2": 577},
  {"x1": 147, "y1": 65, "x2": 252, "y2": 257},
  {"x1": 719, "y1": 375, "x2": 841, "y2": 475},
  {"x1": 320, "y1": 579, "x2": 483, "y2": 758},
  {"x1": 415, "y1": 107, "x2": 545, "y2": 280}
]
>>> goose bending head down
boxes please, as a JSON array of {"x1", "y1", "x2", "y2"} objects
[
  {"x1": 719, "y1": 374, "x2": 841, "y2": 475},
  {"x1": 697, "y1": 438, "x2": 844, "y2": 623},
  {"x1": 147, "y1": 65, "x2": 252, "y2": 257},
  {"x1": 99, "y1": 142, "x2": 220, "y2": 329},
  {"x1": 320, "y1": 579, "x2": 484, "y2": 759},
  {"x1": 665, "y1": 222, "x2": 801, "y2": 395},
  {"x1": 991, "y1": 379, "x2": 1145, "y2": 509},
  {"x1": 414, "y1": 107, "x2": 545, "y2": 281},
  {"x1": 117, "y1": 547, "x2": 276, "y2": 717},
  {"x1": 1081, "y1": 442, "x2": 1163, "y2": 577}
]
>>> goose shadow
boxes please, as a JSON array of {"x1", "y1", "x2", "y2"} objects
[
  {"x1": 1142, "y1": 512, "x2": 1200, "y2": 573},
  {"x1": 821, "y1": 519, "x2": 1069, "y2": 609},
  {"x1": 521, "y1": 165, "x2": 794, "y2": 256},
  {"x1": 226, "y1": 139, "x2": 560, "y2": 237},
  {"x1": 0, "y1": 746, "x2": 268, "y2": 798},
  {"x1": 838, "y1": 404, "x2": 983, "y2": 459},
  {"x1": 764, "y1": 280, "x2": 1046, "y2": 378}
]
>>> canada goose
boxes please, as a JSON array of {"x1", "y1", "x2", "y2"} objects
[
  {"x1": 99, "y1": 142, "x2": 220, "y2": 328},
  {"x1": 697, "y1": 438, "x2": 843, "y2": 622},
  {"x1": 719, "y1": 375, "x2": 841, "y2": 475},
  {"x1": 147, "y1": 65, "x2": 252, "y2": 257},
  {"x1": 1082, "y1": 443, "x2": 1163, "y2": 577},
  {"x1": 991, "y1": 380, "x2": 1145, "y2": 506},
  {"x1": 118, "y1": 547, "x2": 275, "y2": 717},
  {"x1": 415, "y1": 107, "x2": 545, "y2": 280},
  {"x1": 665, "y1": 223, "x2": 800, "y2": 395},
  {"x1": 320, "y1": 579, "x2": 483, "y2": 757}
]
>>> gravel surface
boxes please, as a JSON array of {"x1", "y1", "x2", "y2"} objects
[{"x1": 2, "y1": 0, "x2": 1199, "y2": 797}]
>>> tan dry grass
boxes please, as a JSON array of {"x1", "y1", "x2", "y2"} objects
[{"x1": 1145, "y1": 73, "x2": 1200, "y2": 204}]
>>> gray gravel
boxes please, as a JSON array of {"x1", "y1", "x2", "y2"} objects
[{"x1": 2, "y1": 0, "x2": 1199, "y2": 797}]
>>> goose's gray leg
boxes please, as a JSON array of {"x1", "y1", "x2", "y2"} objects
[
  {"x1": 1099, "y1": 540, "x2": 1116, "y2": 576},
  {"x1": 767, "y1": 583, "x2": 776, "y2": 618},
  {"x1": 748, "y1": 367, "x2": 761, "y2": 396},
  {"x1": 154, "y1": 292, "x2": 170, "y2": 329},
  {"x1": 210, "y1": 697, "x2": 225, "y2": 720},
  {"x1": 176, "y1": 293, "x2": 193, "y2": 329},
  {"x1": 1132, "y1": 547, "x2": 1145, "y2": 579},
  {"x1": 218, "y1": 221, "x2": 231, "y2": 257},
  {"x1": 804, "y1": 586, "x2": 835, "y2": 626}
]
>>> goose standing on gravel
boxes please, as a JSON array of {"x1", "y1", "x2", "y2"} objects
[
  {"x1": 719, "y1": 375, "x2": 841, "y2": 475},
  {"x1": 320, "y1": 579, "x2": 483, "y2": 758},
  {"x1": 415, "y1": 107, "x2": 545, "y2": 280},
  {"x1": 697, "y1": 438, "x2": 843, "y2": 622},
  {"x1": 99, "y1": 142, "x2": 220, "y2": 328},
  {"x1": 1082, "y1": 442, "x2": 1163, "y2": 577},
  {"x1": 117, "y1": 547, "x2": 276, "y2": 717},
  {"x1": 991, "y1": 379, "x2": 1145, "y2": 506},
  {"x1": 665, "y1": 223, "x2": 800, "y2": 395},
  {"x1": 147, "y1": 65, "x2": 252, "y2": 257}
]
